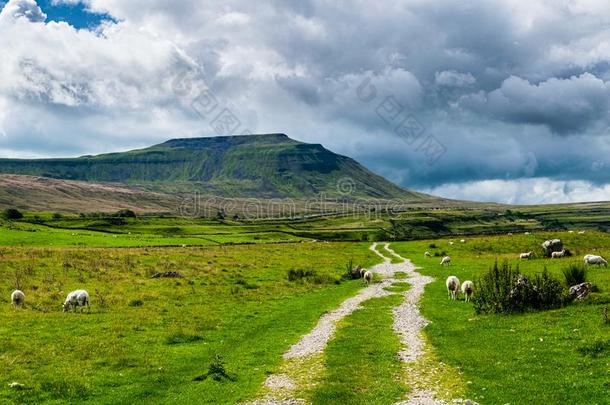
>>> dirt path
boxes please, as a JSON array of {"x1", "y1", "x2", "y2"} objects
[{"x1": 248, "y1": 243, "x2": 455, "y2": 405}]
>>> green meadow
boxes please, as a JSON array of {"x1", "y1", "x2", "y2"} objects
[{"x1": 1, "y1": 213, "x2": 609, "y2": 404}]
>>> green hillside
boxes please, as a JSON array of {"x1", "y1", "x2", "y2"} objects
[{"x1": 0, "y1": 134, "x2": 426, "y2": 199}]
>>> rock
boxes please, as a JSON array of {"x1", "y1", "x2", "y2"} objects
[
  {"x1": 541, "y1": 239, "x2": 563, "y2": 257},
  {"x1": 569, "y1": 282, "x2": 594, "y2": 300}
]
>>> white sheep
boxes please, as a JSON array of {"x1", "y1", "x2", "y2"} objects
[
  {"x1": 584, "y1": 254, "x2": 608, "y2": 267},
  {"x1": 460, "y1": 239, "x2": 466, "y2": 243},
  {"x1": 360, "y1": 267, "x2": 367, "y2": 277},
  {"x1": 11, "y1": 290, "x2": 25, "y2": 307},
  {"x1": 524, "y1": 232, "x2": 531, "y2": 235},
  {"x1": 551, "y1": 250, "x2": 566, "y2": 259},
  {"x1": 63, "y1": 290, "x2": 90, "y2": 313},
  {"x1": 363, "y1": 271, "x2": 373, "y2": 284},
  {"x1": 519, "y1": 251, "x2": 532, "y2": 260},
  {"x1": 461, "y1": 280, "x2": 474, "y2": 302},
  {"x1": 446, "y1": 276, "x2": 460, "y2": 300},
  {"x1": 440, "y1": 256, "x2": 451, "y2": 266},
  {"x1": 424, "y1": 251, "x2": 431, "y2": 258},
  {"x1": 578, "y1": 230, "x2": 586, "y2": 234},
  {"x1": 448, "y1": 241, "x2": 454, "y2": 245}
]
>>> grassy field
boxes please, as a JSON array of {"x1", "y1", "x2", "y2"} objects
[
  {"x1": 2, "y1": 212, "x2": 610, "y2": 404},
  {"x1": 392, "y1": 231, "x2": 610, "y2": 404},
  {"x1": 0, "y1": 242, "x2": 379, "y2": 404}
]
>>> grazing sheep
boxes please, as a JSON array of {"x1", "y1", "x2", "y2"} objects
[
  {"x1": 63, "y1": 290, "x2": 90, "y2": 313},
  {"x1": 363, "y1": 271, "x2": 373, "y2": 284},
  {"x1": 11, "y1": 290, "x2": 25, "y2": 307},
  {"x1": 461, "y1": 280, "x2": 474, "y2": 302},
  {"x1": 551, "y1": 249, "x2": 566, "y2": 259},
  {"x1": 460, "y1": 239, "x2": 466, "y2": 243},
  {"x1": 507, "y1": 232, "x2": 513, "y2": 236},
  {"x1": 519, "y1": 251, "x2": 533, "y2": 260},
  {"x1": 448, "y1": 241, "x2": 454, "y2": 245},
  {"x1": 360, "y1": 267, "x2": 367, "y2": 277},
  {"x1": 584, "y1": 254, "x2": 608, "y2": 267},
  {"x1": 446, "y1": 276, "x2": 460, "y2": 300},
  {"x1": 524, "y1": 232, "x2": 531, "y2": 235},
  {"x1": 568, "y1": 230, "x2": 574, "y2": 233},
  {"x1": 440, "y1": 256, "x2": 451, "y2": 266},
  {"x1": 424, "y1": 251, "x2": 431, "y2": 258},
  {"x1": 578, "y1": 230, "x2": 586, "y2": 234}
]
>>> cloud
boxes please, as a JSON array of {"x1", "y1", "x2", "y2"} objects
[
  {"x1": 0, "y1": 0, "x2": 45, "y2": 22},
  {"x1": 460, "y1": 73, "x2": 610, "y2": 134},
  {"x1": 1, "y1": 0, "x2": 610, "y2": 204},
  {"x1": 423, "y1": 177, "x2": 610, "y2": 205},
  {"x1": 435, "y1": 70, "x2": 476, "y2": 87}
]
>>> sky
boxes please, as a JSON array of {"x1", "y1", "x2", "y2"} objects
[{"x1": 1, "y1": 0, "x2": 610, "y2": 204}]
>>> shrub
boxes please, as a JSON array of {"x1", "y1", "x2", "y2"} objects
[
  {"x1": 52, "y1": 213, "x2": 63, "y2": 219},
  {"x1": 288, "y1": 268, "x2": 317, "y2": 281},
  {"x1": 193, "y1": 354, "x2": 235, "y2": 382},
  {"x1": 115, "y1": 209, "x2": 136, "y2": 218},
  {"x1": 128, "y1": 299, "x2": 144, "y2": 307},
  {"x1": 562, "y1": 263, "x2": 587, "y2": 286},
  {"x1": 288, "y1": 268, "x2": 338, "y2": 285},
  {"x1": 2, "y1": 208, "x2": 23, "y2": 220},
  {"x1": 473, "y1": 261, "x2": 566, "y2": 314}
]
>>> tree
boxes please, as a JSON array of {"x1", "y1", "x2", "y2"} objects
[{"x1": 2, "y1": 208, "x2": 23, "y2": 220}]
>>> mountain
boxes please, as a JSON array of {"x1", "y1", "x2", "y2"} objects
[{"x1": 0, "y1": 133, "x2": 428, "y2": 200}]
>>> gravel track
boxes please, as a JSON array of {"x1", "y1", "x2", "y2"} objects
[{"x1": 249, "y1": 243, "x2": 454, "y2": 405}]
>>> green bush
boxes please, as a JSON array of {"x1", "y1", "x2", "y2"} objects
[
  {"x1": 562, "y1": 263, "x2": 587, "y2": 286},
  {"x1": 2, "y1": 208, "x2": 23, "y2": 220},
  {"x1": 473, "y1": 261, "x2": 566, "y2": 314}
]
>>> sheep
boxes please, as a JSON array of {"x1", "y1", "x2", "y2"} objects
[
  {"x1": 448, "y1": 241, "x2": 454, "y2": 245},
  {"x1": 11, "y1": 290, "x2": 25, "y2": 307},
  {"x1": 461, "y1": 280, "x2": 474, "y2": 302},
  {"x1": 363, "y1": 271, "x2": 373, "y2": 285},
  {"x1": 360, "y1": 267, "x2": 367, "y2": 277},
  {"x1": 440, "y1": 256, "x2": 451, "y2": 266},
  {"x1": 584, "y1": 254, "x2": 608, "y2": 267},
  {"x1": 524, "y1": 232, "x2": 531, "y2": 235},
  {"x1": 507, "y1": 232, "x2": 513, "y2": 236},
  {"x1": 63, "y1": 290, "x2": 91, "y2": 313},
  {"x1": 519, "y1": 251, "x2": 533, "y2": 260},
  {"x1": 551, "y1": 250, "x2": 566, "y2": 259},
  {"x1": 460, "y1": 239, "x2": 466, "y2": 243},
  {"x1": 578, "y1": 230, "x2": 586, "y2": 234},
  {"x1": 424, "y1": 251, "x2": 431, "y2": 258},
  {"x1": 446, "y1": 276, "x2": 460, "y2": 300}
]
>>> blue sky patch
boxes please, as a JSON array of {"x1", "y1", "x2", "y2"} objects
[{"x1": 37, "y1": 0, "x2": 115, "y2": 29}]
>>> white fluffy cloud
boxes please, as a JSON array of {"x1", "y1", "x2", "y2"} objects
[
  {"x1": 1, "y1": 0, "x2": 610, "y2": 203},
  {"x1": 424, "y1": 178, "x2": 610, "y2": 205}
]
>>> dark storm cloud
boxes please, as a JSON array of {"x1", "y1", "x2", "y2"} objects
[{"x1": 2, "y1": 0, "x2": 610, "y2": 202}]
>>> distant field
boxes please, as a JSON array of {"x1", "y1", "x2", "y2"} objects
[
  {"x1": 392, "y1": 231, "x2": 610, "y2": 404},
  {"x1": 1, "y1": 201, "x2": 610, "y2": 249}
]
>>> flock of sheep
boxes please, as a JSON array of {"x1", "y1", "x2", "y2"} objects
[
  {"x1": 425, "y1": 235, "x2": 608, "y2": 303},
  {"x1": 10, "y1": 289, "x2": 91, "y2": 312}
]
